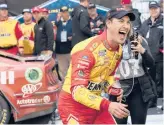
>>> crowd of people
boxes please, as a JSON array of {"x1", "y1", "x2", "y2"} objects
[{"x1": 0, "y1": 0, "x2": 163, "y2": 124}]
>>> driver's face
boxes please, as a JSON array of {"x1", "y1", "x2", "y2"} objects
[{"x1": 106, "y1": 16, "x2": 131, "y2": 45}]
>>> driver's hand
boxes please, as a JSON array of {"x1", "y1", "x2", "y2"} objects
[{"x1": 108, "y1": 102, "x2": 129, "y2": 119}]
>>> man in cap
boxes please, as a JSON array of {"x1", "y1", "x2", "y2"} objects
[
  {"x1": 88, "y1": 3, "x2": 105, "y2": 35},
  {"x1": 71, "y1": 0, "x2": 92, "y2": 47},
  {"x1": 19, "y1": 9, "x2": 35, "y2": 55},
  {"x1": 58, "y1": 8, "x2": 135, "y2": 124},
  {"x1": 32, "y1": 7, "x2": 54, "y2": 56},
  {"x1": 0, "y1": 3, "x2": 23, "y2": 55},
  {"x1": 55, "y1": 6, "x2": 72, "y2": 81},
  {"x1": 140, "y1": 1, "x2": 163, "y2": 107},
  {"x1": 42, "y1": 8, "x2": 49, "y2": 20}
]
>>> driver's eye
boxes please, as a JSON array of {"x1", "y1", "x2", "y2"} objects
[{"x1": 119, "y1": 19, "x2": 124, "y2": 23}]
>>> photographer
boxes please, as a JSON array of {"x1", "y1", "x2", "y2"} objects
[{"x1": 114, "y1": 33, "x2": 156, "y2": 124}]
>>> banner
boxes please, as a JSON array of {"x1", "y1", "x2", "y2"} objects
[{"x1": 16, "y1": 0, "x2": 110, "y2": 24}]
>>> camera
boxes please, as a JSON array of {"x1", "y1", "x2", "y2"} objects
[{"x1": 130, "y1": 31, "x2": 139, "y2": 59}]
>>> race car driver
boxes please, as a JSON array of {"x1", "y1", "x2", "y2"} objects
[
  {"x1": 20, "y1": 8, "x2": 35, "y2": 55},
  {"x1": 58, "y1": 8, "x2": 135, "y2": 124},
  {"x1": 0, "y1": 4, "x2": 23, "y2": 55}
]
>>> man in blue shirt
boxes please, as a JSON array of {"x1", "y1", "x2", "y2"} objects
[{"x1": 55, "y1": 6, "x2": 72, "y2": 81}]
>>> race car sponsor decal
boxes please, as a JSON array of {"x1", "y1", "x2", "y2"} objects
[
  {"x1": 43, "y1": 95, "x2": 51, "y2": 103},
  {"x1": 25, "y1": 67, "x2": 43, "y2": 84},
  {"x1": 21, "y1": 83, "x2": 42, "y2": 98},
  {"x1": 0, "y1": 71, "x2": 14, "y2": 84},
  {"x1": 17, "y1": 95, "x2": 51, "y2": 105}
]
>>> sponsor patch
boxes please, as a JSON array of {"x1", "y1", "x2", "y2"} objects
[
  {"x1": 98, "y1": 50, "x2": 106, "y2": 56},
  {"x1": 87, "y1": 82, "x2": 102, "y2": 91},
  {"x1": 88, "y1": 94, "x2": 98, "y2": 101},
  {"x1": 82, "y1": 55, "x2": 88, "y2": 60},
  {"x1": 78, "y1": 70, "x2": 85, "y2": 77},
  {"x1": 0, "y1": 33, "x2": 11, "y2": 37}
]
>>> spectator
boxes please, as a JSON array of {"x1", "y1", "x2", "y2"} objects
[
  {"x1": 71, "y1": 0, "x2": 92, "y2": 47},
  {"x1": 0, "y1": 4, "x2": 23, "y2": 55},
  {"x1": 88, "y1": 3, "x2": 105, "y2": 35},
  {"x1": 20, "y1": 9, "x2": 35, "y2": 55},
  {"x1": 160, "y1": 0, "x2": 164, "y2": 14},
  {"x1": 55, "y1": 6, "x2": 72, "y2": 81},
  {"x1": 42, "y1": 8, "x2": 49, "y2": 20},
  {"x1": 114, "y1": 35, "x2": 155, "y2": 124},
  {"x1": 32, "y1": 7, "x2": 54, "y2": 56},
  {"x1": 139, "y1": 1, "x2": 163, "y2": 107},
  {"x1": 121, "y1": 0, "x2": 142, "y2": 31}
]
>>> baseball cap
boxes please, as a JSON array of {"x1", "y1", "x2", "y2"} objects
[
  {"x1": 107, "y1": 8, "x2": 135, "y2": 21},
  {"x1": 42, "y1": 8, "x2": 49, "y2": 13},
  {"x1": 22, "y1": 9, "x2": 31, "y2": 14},
  {"x1": 149, "y1": 1, "x2": 160, "y2": 8},
  {"x1": 88, "y1": 3, "x2": 96, "y2": 9},
  {"x1": 32, "y1": 7, "x2": 42, "y2": 13},
  {"x1": 60, "y1": 6, "x2": 68, "y2": 12},
  {"x1": 121, "y1": 0, "x2": 132, "y2": 5},
  {"x1": 0, "y1": 4, "x2": 8, "y2": 9}
]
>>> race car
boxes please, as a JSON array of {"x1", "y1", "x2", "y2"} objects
[{"x1": 0, "y1": 51, "x2": 61, "y2": 124}]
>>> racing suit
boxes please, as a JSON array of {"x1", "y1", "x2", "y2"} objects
[
  {"x1": 20, "y1": 22, "x2": 35, "y2": 55},
  {"x1": 58, "y1": 30, "x2": 122, "y2": 124},
  {"x1": 0, "y1": 18, "x2": 23, "y2": 55}
]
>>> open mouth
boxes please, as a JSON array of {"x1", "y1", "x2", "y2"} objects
[{"x1": 119, "y1": 30, "x2": 127, "y2": 40}]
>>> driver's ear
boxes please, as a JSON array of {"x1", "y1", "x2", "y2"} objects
[{"x1": 106, "y1": 19, "x2": 112, "y2": 28}]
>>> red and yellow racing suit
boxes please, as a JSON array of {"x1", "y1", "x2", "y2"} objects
[
  {"x1": 20, "y1": 22, "x2": 35, "y2": 55},
  {"x1": 0, "y1": 18, "x2": 23, "y2": 55},
  {"x1": 58, "y1": 30, "x2": 122, "y2": 124}
]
